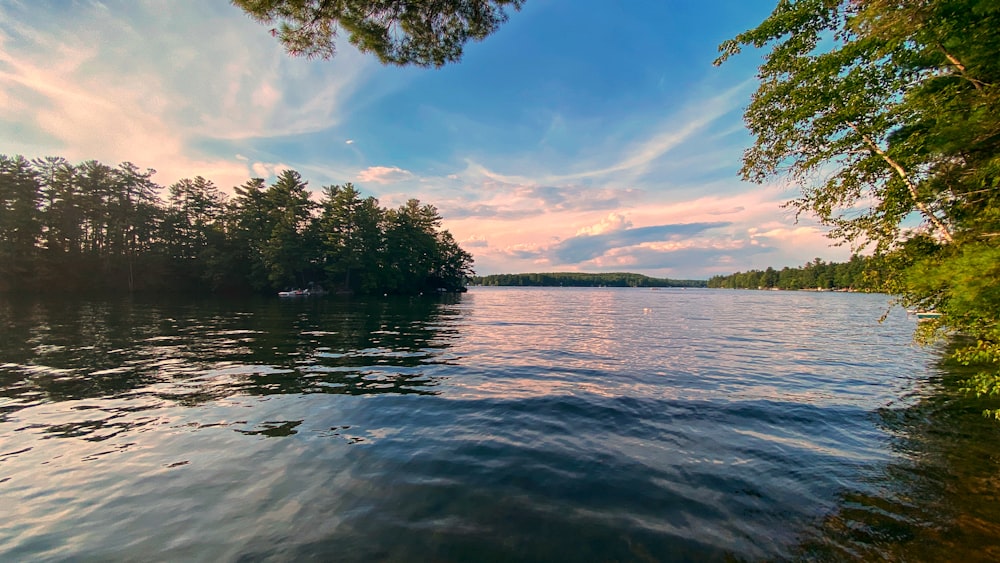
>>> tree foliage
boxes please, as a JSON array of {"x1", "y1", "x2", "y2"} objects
[
  {"x1": 319, "y1": 182, "x2": 382, "y2": 292},
  {"x1": 0, "y1": 155, "x2": 473, "y2": 296},
  {"x1": 719, "y1": 0, "x2": 1000, "y2": 415},
  {"x1": 231, "y1": 0, "x2": 524, "y2": 67},
  {"x1": 0, "y1": 156, "x2": 41, "y2": 290}
]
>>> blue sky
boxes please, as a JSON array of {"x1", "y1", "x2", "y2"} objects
[{"x1": 0, "y1": 0, "x2": 855, "y2": 278}]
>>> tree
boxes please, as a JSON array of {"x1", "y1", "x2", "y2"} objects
[
  {"x1": 718, "y1": 0, "x2": 1000, "y2": 414},
  {"x1": 229, "y1": 177, "x2": 273, "y2": 291},
  {"x1": 428, "y1": 230, "x2": 474, "y2": 291},
  {"x1": 263, "y1": 169, "x2": 319, "y2": 288},
  {"x1": 113, "y1": 162, "x2": 163, "y2": 291},
  {"x1": 161, "y1": 177, "x2": 228, "y2": 290},
  {"x1": 165, "y1": 177, "x2": 226, "y2": 260},
  {"x1": 70, "y1": 160, "x2": 118, "y2": 278},
  {"x1": 231, "y1": 0, "x2": 524, "y2": 67},
  {"x1": 318, "y1": 183, "x2": 383, "y2": 292},
  {"x1": 0, "y1": 155, "x2": 41, "y2": 291},
  {"x1": 0, "y1": 156, "x2": 474, "y2": 296},
  {"x1": 33, "y1": 157, "x2": 77, "y2": 255}
]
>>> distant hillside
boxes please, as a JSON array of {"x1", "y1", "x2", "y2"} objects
[{"x1": 470, "y1": 272, "x2": 707, "y2": 288}]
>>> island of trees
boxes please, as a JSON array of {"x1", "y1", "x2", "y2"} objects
[
  {"x1": 707, "y1": 256, "x2": 886, "y2": 291},
  {"x1": 0, "y1": 155, "x2": 473, "y2": 296},
  {"x1": 471, "y1": 272, "x2": 705, "y2": 288}
]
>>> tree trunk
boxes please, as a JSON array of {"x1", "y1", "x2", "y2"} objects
[{"x1": 850, "y1": 123, "x2": 954, "y2": 243}]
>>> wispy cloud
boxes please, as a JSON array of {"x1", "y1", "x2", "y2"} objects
[
  {"x1": 433, "y1": 176, "x2": 639, "y2": 221},
  {"x1": 554, "y1": 82, "x2": 751, "y2": 183},
  {"x1": 551, "y1": 222, "x2": 732, "y2": 263},
  {"x1": 0, "y1": 1, "x2": 371, "y2": 188},
  {"x1": 451, "y1": 78, "x2": 754, "y2": 191},
  {"x1": 442, "y1": 203, "x2": 541, "y2": 221}
]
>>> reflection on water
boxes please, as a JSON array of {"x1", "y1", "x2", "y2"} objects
[
  {"x1": 0, "y1": 296, "x2": 452, "y2": 415},
  {"x1": 1, "y1": 289, "x2": 998, "y2": 560},
  {"x1": 795, "y1": 354, "x2": 1000, "y2": 561}
]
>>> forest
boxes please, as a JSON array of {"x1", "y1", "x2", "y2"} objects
[
  {"x1": 471, "y1": 272, "x2": 705, "y2": 288},
  {"x1": 0, "y1": 155, "x2": 473, "y2": 296},
  {"x1": 706, "y1": 255, "x2": 886, "y2": 291}
]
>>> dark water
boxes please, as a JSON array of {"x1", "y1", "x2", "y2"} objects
[{"x1": 2, "y1": 288, "x2": 999, "y2": 561}]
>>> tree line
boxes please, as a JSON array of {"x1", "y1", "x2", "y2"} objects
[
  {"x1": 0, "y1": 155, "x2": 473, "y2": 295},
  {"x1": 471, "y1": 272, "x2": 706, "y2": 288},
  {"x1": 707, "y1": 255, "x2": 886, "y2": 291}
]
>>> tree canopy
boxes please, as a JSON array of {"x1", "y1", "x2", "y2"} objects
[
  {"x1": 231, "y1": 0, "x2": 524, "y2": 67},
  {"x1": 0, "y1": 155, "x2": 473, "y2": 296},
  {"x1": 718, "y1": 0, "x2": 1000, "y2": 415}
]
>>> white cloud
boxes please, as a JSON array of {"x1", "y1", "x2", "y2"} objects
[
  {"x1": 251, "y1": 161, "x2": 292, "y2": 179},
  {"x1": 639, "y1": 238, "x2": 745, "y2": 253},
  {"x1": 357, "y1": 165, "x2": 415, "y2": 184},
  {"x1": 576, "y1": 212, "x2": 632, "y2": 236}
]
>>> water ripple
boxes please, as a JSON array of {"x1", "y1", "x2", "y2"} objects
[{"x1": 1, "y1": 290, "x2": 997, "y2": 560}]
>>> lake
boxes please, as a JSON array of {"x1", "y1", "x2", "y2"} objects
[{"x1": 2, "y1": 288, "x2": 999, "y2": 561}]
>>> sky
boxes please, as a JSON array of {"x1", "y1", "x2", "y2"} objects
[{"x1": 0, "y1": 0, "x2": 857, "y2": 279}]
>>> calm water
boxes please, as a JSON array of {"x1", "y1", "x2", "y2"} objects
[{"x1": 2, "y1": 288, "x2": 999, "y2": 561}]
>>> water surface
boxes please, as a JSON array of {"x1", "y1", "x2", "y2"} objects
[{"x1": 1, "y1": 288, "x2": 998, "y2": 560}]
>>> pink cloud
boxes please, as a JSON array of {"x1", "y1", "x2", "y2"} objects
[{"x1": 461, "y1": 234, "x2": 489, "y2": 248}]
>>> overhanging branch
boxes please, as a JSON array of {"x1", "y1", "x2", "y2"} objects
[{"x1": 849, "y1": 123, "x2": 954, "y2": 243}]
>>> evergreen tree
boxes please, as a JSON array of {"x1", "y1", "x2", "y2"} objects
[
  {"x1": 429, "y1": 230, "x2": 474, "y2": 291},
  {"x1": 0, "y1": 155, "x2": 41, "y2": 291},
  {"x1": 232, "y1": 0, "x2": 524, "y2": 67},
  {"x1": 162, "y1": 176, "x2": 228, "y2": 290},
  {"x1": 380, "y1": 199, "x2": 443, "y2": 293},
  {"x1": 230, "y1": 177, "x2": 273, "y2": 291},
  {"x1": 318, "y1": 183, "x2": 383, "y2": 292},
  {"x1": 0, "y1": 156, "x2": 473, "y2": 296},
  {"x1": 263, "y1": 169, "x2": 319, "y2": 289}
]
